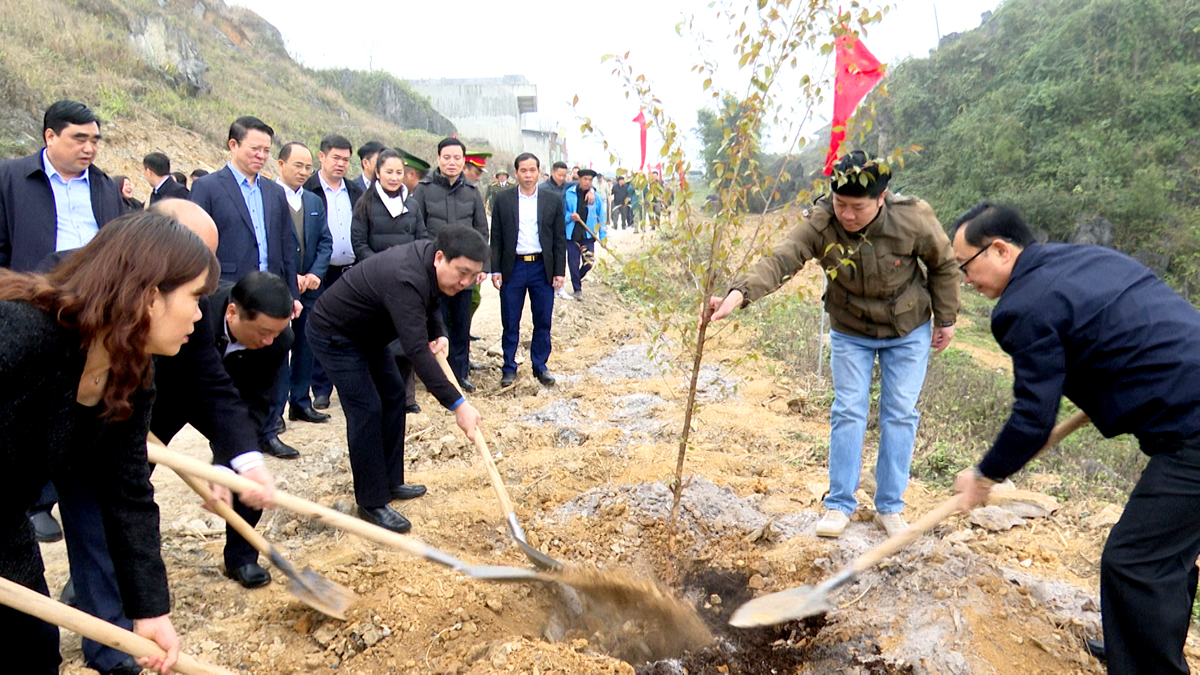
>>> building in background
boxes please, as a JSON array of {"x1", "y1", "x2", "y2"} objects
[{"x1": 407, "y1": 75, "x2": 565, "y2": 164}]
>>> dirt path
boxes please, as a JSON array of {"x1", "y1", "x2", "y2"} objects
[{"x1": 37, "y1": 227, "x2": 1199, "y2": 674}]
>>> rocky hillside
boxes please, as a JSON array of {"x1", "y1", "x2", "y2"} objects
[{"x1": 0, "y1": 0, "x2": 458, "y2": 166}]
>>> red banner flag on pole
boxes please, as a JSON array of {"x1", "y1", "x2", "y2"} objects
[
  {"x1": 823, "y1": 34, "x2": 885, "y2": 175},
  {"x1": 632, "y1": 111, "x2": 648, "y2": 170}
]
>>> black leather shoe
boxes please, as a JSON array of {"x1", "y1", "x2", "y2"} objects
[
  {"x1": 390, "y1": 484, "x2": 427, "y2": 501},
  {"x1": 30, "y1": 511, "x2": 62, "y2": 543},
  {"x1": 357, "y1": 505, "x2": 411, "y2": 533},
  {"x1": 59, "y1": 577, "x2": 76, "y2": 607},
  {"x1": 1085, "y1": 638, "x2": 1106, "y2": 662},
  {"x1": 469, "y1": 334, "x2": 482, "y2": 341},
  {"x1": 224, "y1": 562, "x2": 271, "y2": 589},
  {"x1": 100, "y1": 656, "x2": 144, "y2": 675},
  {"x1": 312, "y1": 395, "x2": 331, "y2": 410},
  {"x1": 535, "y1": 370, "x2": 557, "y2": 386},
  {"x1": 261, "y1": 437, "x2": 300, "y2": 459},
  {"x1": 405, "y1": 403, "x2": 422, "y2": 414},
  {"x1": 500, "y1": 372, "x2": 516, "y2": 388},
  {"x1": 458, "y1": 377, "x2": 476, "y2": 393},
  {"x1": 469, "y1": 360, "x2": 486, "y2": 370},
  {"x1": 289, "y1": 406, "x2": 330, "y2": 423}
]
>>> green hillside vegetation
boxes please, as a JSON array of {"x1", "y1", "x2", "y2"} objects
[
  {"x1": 0, "y1": 0, "x2": 457, "y2": 159},
  {"x1": 867, "y1": 0, "x2": 1200, "y2": 292}
]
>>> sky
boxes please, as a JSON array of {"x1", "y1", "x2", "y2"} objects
[{"x1": 228, "y1": 0, "x2": 1004, "y2": 170}]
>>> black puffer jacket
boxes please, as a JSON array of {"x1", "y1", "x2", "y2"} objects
[
  {"x1": 410, "y1": 170, "x2": 489, "y2": 271},
  {"x1": 351, "y1": 190, "x2": 429, "y2": 261}
]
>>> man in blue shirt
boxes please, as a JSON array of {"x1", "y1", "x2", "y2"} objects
[
  {"x1": 191, "y1": 117, "x2": 301, "y2": 459},
  {"x1": 0, "y1": 99, "x2": 127, "y2": 548},
  {"x1": 952, "y1": 202, "x2": 1200, "y2": 675}
]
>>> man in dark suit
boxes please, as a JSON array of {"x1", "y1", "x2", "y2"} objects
[
  {"x1": 190, "y1": 116, "x2": 302, "y2": 309},
  {"x1": 302, "y1": 134, "x2": 364, "y2": 409},
  {"x1": 143, "y1": 152, "x2": 190, "y2": 204},
  {"x1": 353, "y1": 140, "x2": 384, "y2": 194},
  {"x1": 0, "y1": 99, "x2": 126, "y2": 545},
  {"x1": 272, "y1": 142, "x2": 333, "y2": 425},
  {"x1": 490, "y1": 153, "x2": 566, "y2": 388}
]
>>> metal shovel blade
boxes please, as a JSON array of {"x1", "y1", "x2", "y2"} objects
[
  {"x1": 269, "y1": 548, "x2": 358, "y2": 620},
  {"x1": 459, "y1": 565, "x2": 544, "y2": 581},
  {"x1": 728, "y1": 584, "x2": 835, "y2": 628}
]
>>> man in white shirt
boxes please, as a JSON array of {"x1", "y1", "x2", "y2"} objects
[
  {"x1": 489, "y1": 153, "x2": 566, "y2": 388},
  {"x1": 302, "y1": 134, "x2": 362, "y2": 409}
]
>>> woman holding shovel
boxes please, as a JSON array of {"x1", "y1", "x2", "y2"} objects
[{"x1": 0, "y1": 212, "x2": 219, "y2": 674}]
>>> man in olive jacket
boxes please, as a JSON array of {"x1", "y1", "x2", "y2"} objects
[{"x1": 709, "y1": 151, "x2": 959, "y2": 538}]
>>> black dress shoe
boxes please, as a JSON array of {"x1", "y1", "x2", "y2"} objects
[
  {"x1": 224, "y1": 562, "x2": 271, "y2": 589},
  {"x1": 60, "y1": 577, "x2": 76, "y2": 607},
  {"x1": 30, "y1": 511, "x2": 62, "y2": 543},
  {"x1": 500, "y1": 372, "x2": 516, "y2": 388},
  {"x1": 260, "y1": 437, "x2": 300, "y2": 459},
  {"x1": 1085, "y1": 638, "x2": 1106, "y2": 662},
  {"x1": 535, "y1": 370, "x2": 557, "y2": 386},
  {"x1": 357, "y1": 505, "x2": 411, "y2": 533},
  {"x1": 289, "y1": 405, "x2": 330, "y2": 423},
  {"x1": 469, "y1": 334, "x2": 482, "y2": 341},
  {"x1": 100, "y1": 655, "x2": 144, "y2": 675},
  {"x1": 312, "y1": 395, "x2": 331, "y2": 410},
  {"x1": 458, "y1": 377, "x2": 476, "y2": 393},
  {"x1": 469, "y1": 360, "x2": 486, "y2": 371},
  {"x1": 405, "y1": 403, "x2": 422, "y2": 414},
  {"x1": 390, "y1": 484, "x2": 427, "y2": 500}
]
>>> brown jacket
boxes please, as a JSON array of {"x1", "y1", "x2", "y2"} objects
[{"x1": 731, "y1": 194, "x2": 959, "y2": 339}]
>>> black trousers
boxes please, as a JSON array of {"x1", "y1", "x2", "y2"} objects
[
  {"x1": 441, "y1": 288, "x2": 473, "y2": 381},
  {"x1": 308, "y1": 326, "x2": 407, "y2": 507},
  {"x1": 2, "y1": 518, "x2": 60, "y2": 674},
  {"x1": 1101, "y1": 441, "x2": 1200, "y2": 674},
  {"x1": 312, "y1": 264, "x2": 354, "y2": 399}
]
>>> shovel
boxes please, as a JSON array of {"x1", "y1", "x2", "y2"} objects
[
  {"x1": 729, "y1": 410, "x2": 1092, "y2": 628},
  {"x1": 147, "y1": 442, "x2": 540, "y2": 583},
  {"x1": 169, "y1": 464, "x2": 358, "y2": 620},
  {"x1": 435, "y1": 352, "x2": 564, "y2": 570},
  {"x1": 0, "y1": 575, "x2": 234, "y2": 675}
]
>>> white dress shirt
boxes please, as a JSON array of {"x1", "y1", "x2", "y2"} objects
[
  {"x1": 319, "y1": 172, "x2": 355, "y2": 266},
  {"x1": 276, "y1": 178, "x2": 304, "y2": 212},
  {"x1": 516, "y1": 188, "x2": 542, "y2": 255}
]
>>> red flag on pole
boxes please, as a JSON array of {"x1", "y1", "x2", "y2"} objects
[
  {"x1": 632, "y1": 111, "x2": 648, "y2": 170},
  {"x1": 823, "y1": 34, "x2": 885, "y2": 175}
]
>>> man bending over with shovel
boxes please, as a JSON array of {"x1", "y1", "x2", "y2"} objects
[
  {"x1": 951, "y1": 202, "x2": 1200, "y2": 675},
  {"x1": 708, "y1": 151, "x2": 960, "y2": 538}
]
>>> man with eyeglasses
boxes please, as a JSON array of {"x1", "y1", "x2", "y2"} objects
[
  {"x1": 951, "y1": 202, "x2": 1200, "y2": 675},
  {"x1": 708, "y1": 150, "x2": 959, "y2": 539}
]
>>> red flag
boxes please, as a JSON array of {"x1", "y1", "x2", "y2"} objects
[
  {"x1": 632, "y1": 111, "x2": 648, "y2": 170},
  {"x1": 823, "y1": 34, "x2": 885, "y2": 175}
]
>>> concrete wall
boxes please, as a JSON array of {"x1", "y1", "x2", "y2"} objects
[{"x1": 408, "y1": 75, "x2": 540, "y2": 156}]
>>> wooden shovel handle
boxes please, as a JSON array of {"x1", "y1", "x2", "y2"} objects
[
  {"x1": 851, "y1": 409, "x2": 1092, "y2": 574},
  {"x1": 147, "y1": 443, "x2": 442, "y2": 563},
  {"x1": 435, "y1": 352, "x2": 518, "y2": 518},
  {"x1": 175, "y1": 468, "x2": 273, "y2": 557},
  {"x1": 0, "y1": 576, "x2": 234, "y2": 675}
]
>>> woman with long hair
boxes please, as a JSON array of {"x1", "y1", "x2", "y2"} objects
[
  {"x1": 114, "y1": 175, "x2": 144, "y2": 211},
  {"x1": 350, "y1": 148, "x2": 428, "y2": 261},
  {"x1": 0, "y1": 211, "x2": 219, "y2": 674}
]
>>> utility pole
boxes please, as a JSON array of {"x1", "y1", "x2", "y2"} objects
[{"x1": 933, "y1": 4, "x2": 942, "y2": 42}]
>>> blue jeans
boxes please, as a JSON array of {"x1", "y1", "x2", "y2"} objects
[
  {"x1": 825, "y1": 322, "x2": 931, "y2": 516},
  {"x1": 500, "y1": 258, "x2": 555, "y2": 374}
]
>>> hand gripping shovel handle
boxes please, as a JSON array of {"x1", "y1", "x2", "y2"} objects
[
  {"x1": 0, "y1": 576, "x2": 234, "y2": 675},
  {"x1": 147, "y1": 442, "x2": 478, "y2": 573},
  {"x1": 853, "y1": 410, "x2": 1091, "y2": 578}
]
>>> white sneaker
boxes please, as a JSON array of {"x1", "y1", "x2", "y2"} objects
[
  {"x1": 815, "y1": 509, "x2": 850, "y2": 538},
  {"x1": 873, "y1": 511, "x2": 909, "y2": 538}
]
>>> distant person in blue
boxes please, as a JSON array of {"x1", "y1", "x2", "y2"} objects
[
  {"x1": 951, "y1": 202, "x2": 1200, "y2": 675},
  {"x1": 563, "y1": 168, "x2": 605, "y2": 301}
]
